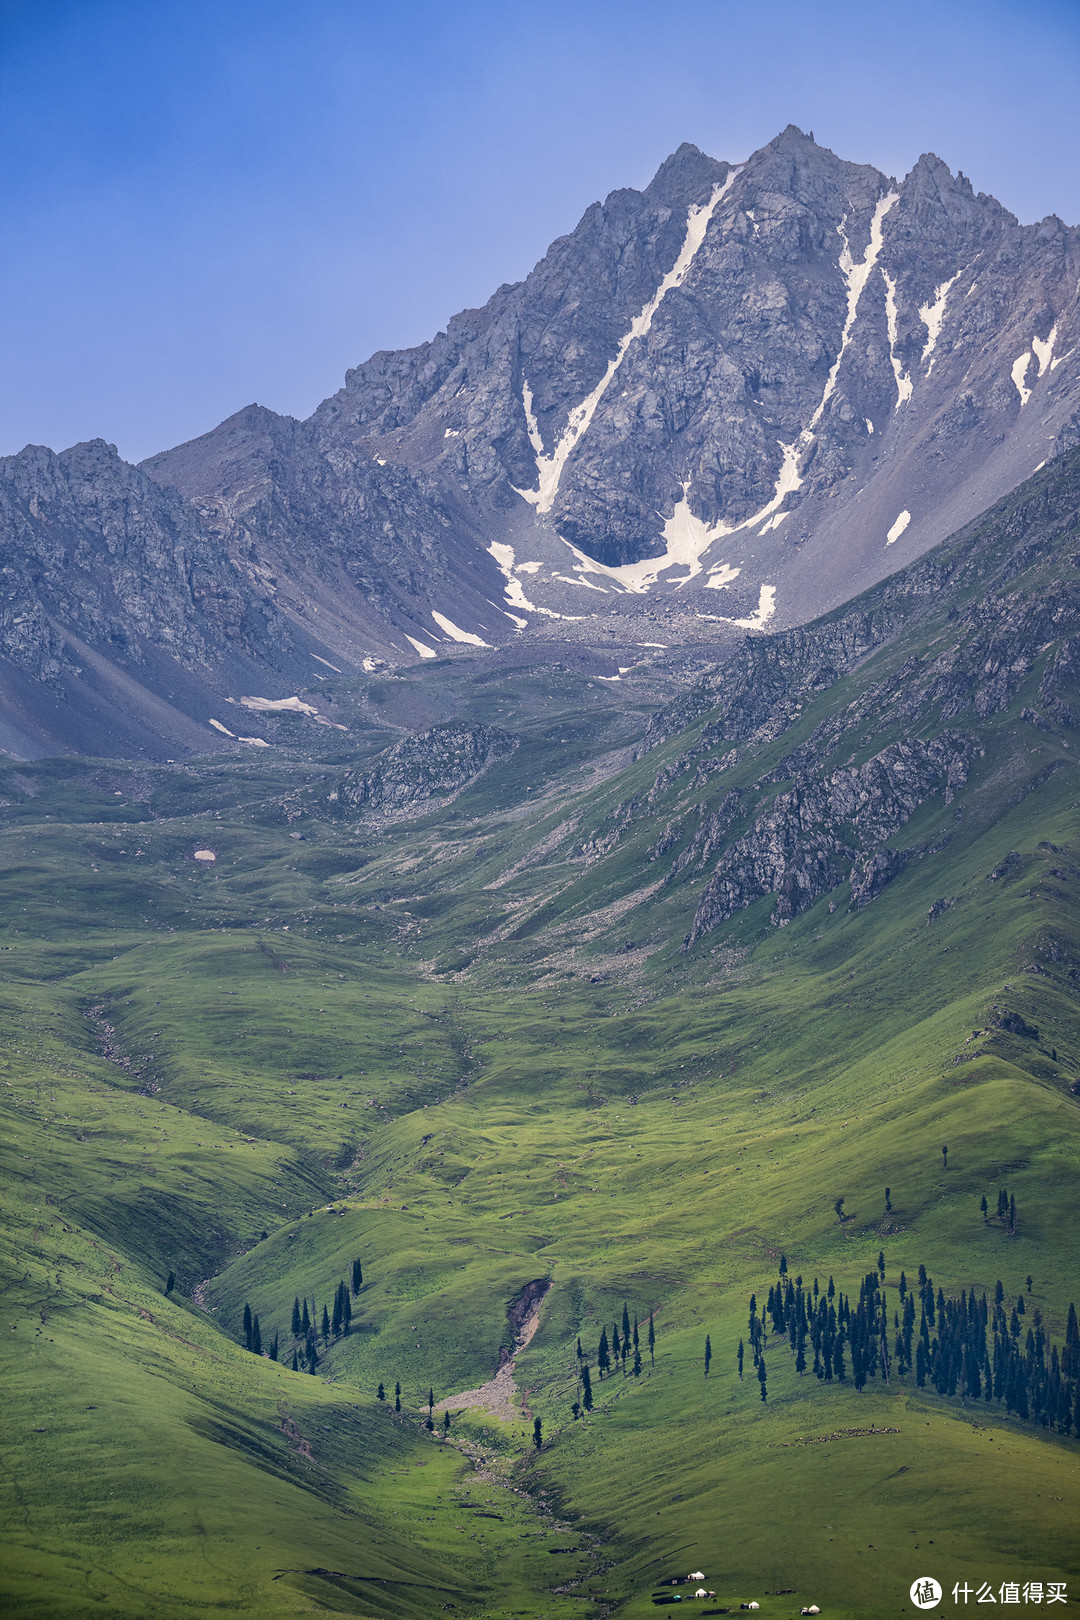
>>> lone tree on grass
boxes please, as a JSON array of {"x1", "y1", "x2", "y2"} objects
[
  {"x1": 647, "y1": 1312, "x2": 655, "y2": 1369},
  {"x1": 981, "y1": 1195, "x2": 989, "y2": 1224},
  {"x1": 834, "y1": 1197, "x2": 846, "y2": 1223},
  {"x1": 757, "y1": 1358, "x2": 767, "y2": 1403},
  {"x1": 443, "y1": 1410, "x2": 451, "y2": 1435},
  {"x1": 533, "y1": 1416, "x2": 543, "y2": 1449},
  {"x1": 243, "y1": 1302, "x2": 253, "y2": 1350},
  {"x1": 737, "y1": 1339, "x2": 744, "y2": 1379},
  {"x1": 581, "y1": 1364, "x2": 593, "y2": 1412},
  {"x1": 426, "y1": 1388, "x2": 435, "y2": 1431},
  {"x1": 352, "y1": 1258, "x2": 363, "y2": 1294},
  {"x1": 942, "y1": 1144, "x2": 948, "y2": 1168},
  {"x1": 394, "y1": 1381, "x2": 401, "y2": 1414},
  {"x1": 704, "y1": 1335, "x2": 712, "y2": 1378},
  {"x1": 377, "y1": 1382, "x2": 385, "y2": 1401},
  {"x1": 885, "y1": 1187, "x2": 891, "y2": 1212}
]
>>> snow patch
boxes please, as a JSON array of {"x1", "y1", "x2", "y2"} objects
[
  {"x1": 918, "y1": 272, "x2": 959, "y2": 372},
  {"x1": 235, "y1": 695, "x2": 319, "y2": 716},
  {"x1": 311, "y1": 654, "x2": 342, "y2": 673},
  {"x1": 238, "y1": 736, "x2": 270, "y2": 748},
  {"x1": 361, "y1": 657, "x2": 380, "y2": 672},
  {"x1": 193, "y1": 849, "x2": 216, "y2": 862},
  {"x1": 373, "y1": 456, "x2": 387, "y2": 466},
  {"x1": 208, "y1": 718, "x2": 235, "y2": 737},
  {"x1": 866, "y1": 418, "x2": 874, "y2": 435},
  {"x1": 641, "y1": 641, "x2": 668, "y2": 648},
  {"x1": 431, "y1": 610, "x2": 490, "y2": 648},
  {"x1": 886, "y1": 509, "x2": 911, "y2": 545},
  {"x1": 1011, "y1": 352, "x2": 1033, "y2": 407},
  {"x1": 811, "y1": 193, "x2": 898, "y2": 430},
  {"x1": 714, "y1": 584, "x2": 777, "y2": 631},
  {"x1": 705, "y1": 562, "x2": 741, "y2": 591},
  {"x1": 881, "y1": 270, "x2": 913, "y2": 406},
  {"x1": 759, "y1": 511, "x2": 788, "y2": 533},
  {"x1": 404, "y1": 635, "x2": 438, "y2": 659},
  {"x1": 1033, "y1": 324, "x2": 1058, "y2": 376},
  {"x1": 443, "y1": 428, "x2": 460, "y2": 438},
  {"x1": 487, "y1": 541, "x2": 576, "y2": 619},
  {"x1": 514, "y1": 169, "x2": 739, "y2": 513}
]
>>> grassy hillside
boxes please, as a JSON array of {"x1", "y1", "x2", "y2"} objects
[{"x1": 3, "y1": 456, "x2": 1080, "y2": 1617}]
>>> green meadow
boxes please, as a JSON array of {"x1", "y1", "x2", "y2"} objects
[{"x1": 3, "y1": 471, "x2": 1080, "y2": 1616}]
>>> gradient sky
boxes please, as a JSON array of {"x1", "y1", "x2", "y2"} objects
[{"x1": 3, "y1": 0, "x2": 1079, "y2": 465}]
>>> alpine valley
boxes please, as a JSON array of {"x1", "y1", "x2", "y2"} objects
[{"x1": 1, "y1": 129, "x2": 1079, "y2": 1620}]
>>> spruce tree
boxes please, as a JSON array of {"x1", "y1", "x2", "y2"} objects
[
  {"x1": 443, "y1": 1410, "x2": 451, "y2": 1434},
  {"x1": 737, "y1": 1339, "x2": 744, "y2": 1379},
  {"x1": 395, "y1": 1381, "x2": 401, "y2": 1413},
  {"x1": 251, "y1": 1317, "x2": 261, "y2": 1356},
  {"x1": 757, "y1": 1357, "x2": 767, "y2": 1403},
  {"x1": 576, "y1": 1337, "x2": 583, "y2": 1361},
  {"x1": 291, "y1": 1350, "x2": 299, "y2": 1372},
  {"x1": 981, "y1": 1196, "x2": 988, "y2": 1224},
  {"x1": 331, "y1": 1289, "x2": 342, "y2": 1337},
  {"x1": 533, "y1": 1416, "x2": 543, "y2": 1448},
  {"x1": 301, "y1": 1300, "x2": 310, "y2": 1335},
  {"x1": 321, "y1": 1304, "x2": 330, "y2": 1341},
  {"x1": 597, "y1": 1327, "x2": 610, "y2": 1379},
  {"x1": 779, "y1": 1255, "x2": 788, "y2": 1277},
  {"x1": 165, "y1": 1271, "x2": 175, "y2": 1294},
  {"x1": 292, "y1": 1297, "x2": 302, "y2": 1338},
  {"x1": 269, "y1": 1333, "x2": 278, "y2": 1362},
  {"x1": 647, "y1": 1313, "x2": 655, "y2": 1369},
  {"x1": 622, "y1": 1302, "x2": 631, "y2": 1345},
  {"x1": 878, "y1": 1251, "x2": 886, "y2": 1280},
  {"x1": 704, "y1": 1335, "x2": 712, "y2": 1378},
  {"x1": 1009, "y1": 1194, "x2": 1017, "y2": 1233},
  {"x1": 942, "y1": 1144, "x2": 948, "y2": 1167},
  {"x1": 377, "y1": 1382, "x2": 385, "y2": 1400},
  {"x1": 243, "y1": 1302, "x2": 253, "y2": 1350},
  {"x1": 834, "y1": 1197, "x2": 845, "y2": 1223},
  {"x1": 884, "y1": 1187, "x2": 891, "y2": 1211},
  {"x1": 352, "y1": 1258, "x2": 363, "y2": 1294},
  {"x1": 611, "y1": 1324, "x2": 621, "y2": 1366},
  {"x1": 581, "y1": 1364, "x2": 593, "y2": 1411}
]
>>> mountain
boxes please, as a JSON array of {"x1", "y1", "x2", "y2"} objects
[{"x1": 3, "y1": 127, "x2": 1079, "y2": 759}]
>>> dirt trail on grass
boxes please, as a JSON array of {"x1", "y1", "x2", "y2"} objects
[{"x1": 435, "y1": 1283, "x2": 549, "y2": 1422}]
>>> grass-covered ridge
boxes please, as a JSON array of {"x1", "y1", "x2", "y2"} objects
[{"x1": 3, "y1": 455, "x2": 1080, "y2": 1616}]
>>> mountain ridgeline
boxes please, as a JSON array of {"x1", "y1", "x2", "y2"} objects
[{"x1": 2, "y1": 126, "x2": 1080, "y2": 759}]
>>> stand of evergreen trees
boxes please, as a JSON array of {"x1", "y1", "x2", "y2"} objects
[
  {"x1": 237, "y1": 1256, "x2": 365, "y2": 1374},
  {"x1": 745, "y1": 1265, "x2": 1080, "y2": 1440}
]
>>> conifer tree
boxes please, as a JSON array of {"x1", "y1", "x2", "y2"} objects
[
  {"x1": 981, "y1": 1196, "x2": 988, "y2": 1224},
  {"x1": 597, "y1": 1327, "x2": 610, "y2": 1379},
  {"x1": 343, "y1": 1291, "x2": 352, "y2": 1335},
  {"x1": 834, "y1": 1197, "x2": 845, "y2": 1223},
  {"x1": 571, "y1": 1401, "x2": 581, "y2": 1420},
  {"x1": 622, "y1": 1302, "x2": 631, "y2": 1345},
  {"x1": 612, "y1": 1324, "x2": 621, "y2": 1365},
  {"x1": 291, "y1": 1350, "x2": 299, "y2": 1371},
  {"x1": 878, "y1": 1251, "x2": 886, "y2": 1280},
  {"x1": 942, "y1": 1144, "x2": 948, "y2": 1167},
  {"x1": 269, "y1": 1333, "x2": 278, "y2": 1362},
  {"x1": 632, "y1": 1343, "x2": 642, "y2": 1377},
  {"x1": 243, "y1": 1302, "x2": 253, "y2": 1350},
  {"x1": 647, "y1": 1313, "x2": 655, "y2": 1369},
  {"x1": 779, "y1": 1255, "x2": 788, "y2": 1277},
  {"x1": 443, "y1": 1410, "x2": 451, "y2": 1434},
  {"x1": 395, "y1": 1382, "x2": 401, "y2": 1413},
  {"x1": 885, "y1": 1187, "x2": 891, "y2": 1211},
  {"x1": 251, "y1": 1316, "x2": 261, "y2": 1356},
  {"x1": 377, "y1": 1382, "x2": 385, "y2": 1400},
  {"x1": 1009, "y1": 1194, "x2": 1017, "y2": 1233},
  {"x1": 704, "y1": 1334, "x2": 712, "y2": 1377},
  {"x1": 737, "y1": 1339, "x2": 744, "y2": 1379},
  {"x1": 576, "y1": 1337, "x2": 583, "y2": 1361},
  {"x1": 321, "y1": 1304, "x2": 330, "y2": 1342},
  {"x1": 757, "y1": 1357, "x2": 767, "y2": 1403},
  {"x1": 352, "y1": 1258, "x2": 363, "y2": 1294},
  {"x1": 292, "y1": 1297, "x2": 302, "y2": 1337},
  {"x1": 331, "y1": 1289, "x2": 342, "y2": 1337},
  {"x1": 581, "y1": 1364, "x2": 593, "y2": 1411},
  {"x1": 533, "y1": 1416, "x2": 543, "y2": 1448},
  {"x1": 165, "y1": 1271, "x2": 175, "y2": 1294},
  {"x1": 301, "y1": 1300, "x2": 310, "y2": 1335},
  {"x1": 1026, "y1": 1275, "x2": 1033, "y2": 1294}
]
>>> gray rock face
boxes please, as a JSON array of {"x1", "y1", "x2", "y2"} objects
[{"x1": 329, "y1": 723, "x2": 517, "y2": 818}]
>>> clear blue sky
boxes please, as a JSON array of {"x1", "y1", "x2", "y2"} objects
[{"x1": 2, "y1": 0, "x2": 1078, "y2": 464}]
